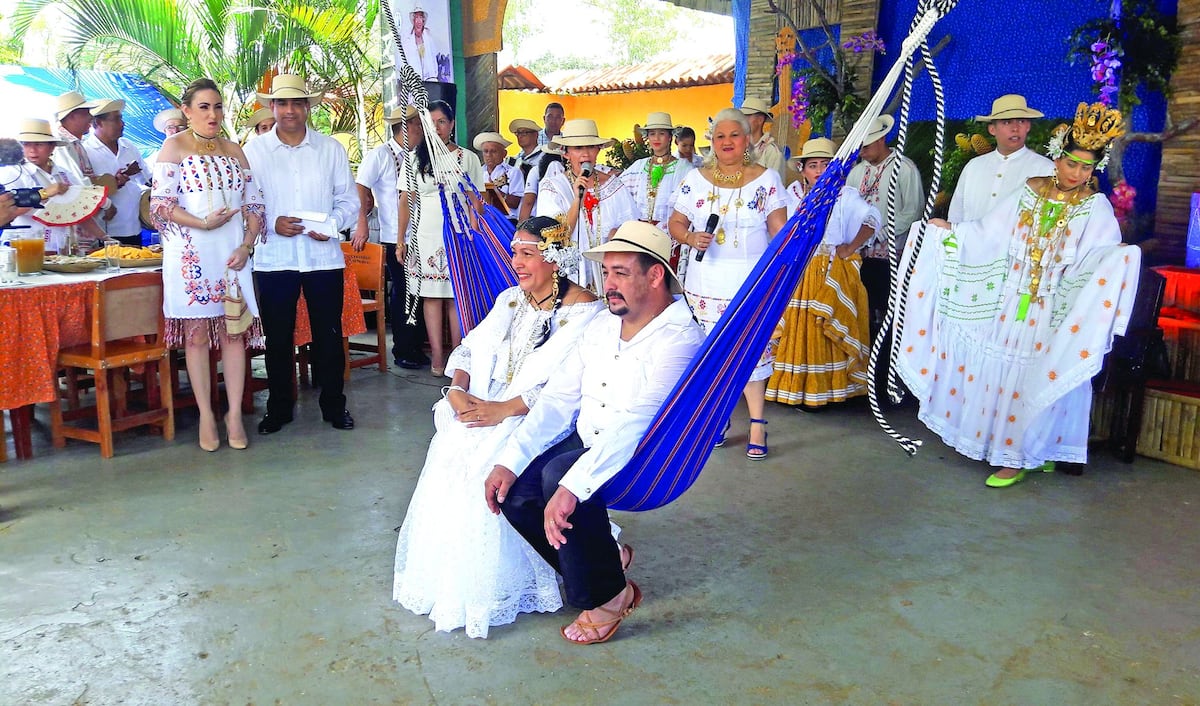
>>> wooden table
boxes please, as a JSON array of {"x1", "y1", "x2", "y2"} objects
[{"x1": 1, "y1": 267, "x2": 364, "y2": 460}]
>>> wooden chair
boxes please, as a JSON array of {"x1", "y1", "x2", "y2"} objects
[
  {"x1": 340, "y1": 242, "x2": 387, "y2": 372},
  {"x1": 49, "y1": 273, "x2": 175, "y2": 458}
]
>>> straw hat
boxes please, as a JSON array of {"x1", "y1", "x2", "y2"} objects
[
  {"x1": 549, "y1": 119, "x2": 615, "y2": 149},
  {"x1": 153, "y1": 108, "x2": 185, "y2": 133},
  {"x1": 16, "y1": 118, "x2": 66, "y2": 145},
  {"x1": 584, "y1": 221, "x2": 682, "y2": 293},
  {"x1": 740, "y1": 98, "x2": 774, "y2": 120},
  {"x1": 411, "y1": 3, "x2": 427, "y2": 13},
  {"x1": 640, "y1": 112, "x2": 674, "y2": 132},
  {"x1": 864, "y1": 115, "x2": 895, "y2": 145},
  {"x1": 246, "y1": 107, "x2": 276, "y2": 130},
  {"x1": 975, "y1": 94, "x2": 1044, "y2": 122},
  {"x1": 89, "y1": 99, "x2": 126, "y2": 117},
  {"x1": 383, "y1": 105, "x2": 419, "y2": 125},
  {"x1": 793, "y1": 137, "x2": 837, "y2": 163},
  {"x1": 508, "y1": 118, "x2": 540, "y2": 133},
  {"x1": 54, "y1": 91, "x2": 98, "y2": 120},
  {"x1": 472, "y1": 131, "x2": 511, "y2": 150},
  {"x1": 255, "y1": 74, "x2": 322, "y2": 106}
]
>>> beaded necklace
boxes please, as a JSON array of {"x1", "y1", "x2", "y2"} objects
[
  {"x1": 1015, "y1": 180, "x2": 1087, "y2": 321},
  {"x1": 707, "y1": 175, "x2": 745, "y2": 248}
]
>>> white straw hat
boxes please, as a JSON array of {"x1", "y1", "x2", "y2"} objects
[
  {"x1": 256, "y1": 74, "x2": 322, "y2": 106},
  {"x1": 583, "y1": 221, "x2": 682, "y2": 293},
  {"x1": 549, "y1": 119, "x2": 615, "y2": 149},
  {"x1": 16, "y1": 118, "x2": 66, "y2": 145}
]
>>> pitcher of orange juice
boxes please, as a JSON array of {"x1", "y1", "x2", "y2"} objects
[{"x1": 13, "y1": 233, "x2": 45, "y2": 275}]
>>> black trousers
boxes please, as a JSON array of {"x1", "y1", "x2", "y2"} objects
[
  {"x1": 860, "y1": 256, "x2": 892, "y2": 337},
  {"x1": 255, "y1": 268, "x2": 346, "y2": 419},
  {"x1": 384, "y1": 243, "x2": 425, "y2": 362},
  {"x1": 501, "y1": 434, "x2": 626, "y2": 610}
]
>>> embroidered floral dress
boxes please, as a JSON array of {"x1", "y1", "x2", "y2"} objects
[
  {"x1": 768, "y1": 185, "x2": 878, "y2": 406},
  {"x1": 151, "y1": 155, "x2": 265, "y2": 348},
  {"x1": 402, "y1": 148, "x2": 487, "y2": 299},
  {"x1": 673, "y1": 168, "x2": 787, "y2": 380},
  {"x1": 535, "y1": 162, "x2": 638, "y2": 294},
  {"x1": 393, "y1": 287, "x2": 603, "y2": 638},
  {"x1": 895, "y1": 184, "x2": 1140, "y2": 469}
]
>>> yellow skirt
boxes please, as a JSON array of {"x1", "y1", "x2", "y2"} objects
[{"x1": 766, "y1": 252, "x2": 870, "y2": 407}]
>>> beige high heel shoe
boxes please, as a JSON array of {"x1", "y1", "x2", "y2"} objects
[{"x1": 225, "y1": 412, "x2": 248, "y2": 450}]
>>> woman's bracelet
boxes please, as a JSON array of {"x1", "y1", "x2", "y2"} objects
[{"x1": 441, "y1": 385, "x2": 466, "y2": 397}]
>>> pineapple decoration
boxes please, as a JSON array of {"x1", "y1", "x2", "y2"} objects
[
  {"x1": 605, "y1": 123, "x2": 651, "y2": 170},
  {"x1": 954, "y1": 132, "x2": 995, "y2": 156}
]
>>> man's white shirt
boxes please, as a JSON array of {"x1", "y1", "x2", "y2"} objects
[
  {"x1": 243, "y1": 126, "x2": 358, "y2": 272},
  {"x1": 947, "y1": 146, "x2": 1054, "y2": 223},
  {"x1": 494, "y1": 298, "x2": 704, "y2": 501},
  {"x1": 356, "y1": 140, "x2": 408, "y2": 244},
  {"x1": 82, "y1": 133, "x2": 148, "y2": 237}
]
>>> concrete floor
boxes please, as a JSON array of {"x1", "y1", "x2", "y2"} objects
[{"x1": 2, "y1": 357, "x2": 1199, "y2": 705}]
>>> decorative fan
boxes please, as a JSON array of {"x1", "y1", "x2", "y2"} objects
[{"x1": 31, "y1": 184, "x2": 107, "y2": 227}]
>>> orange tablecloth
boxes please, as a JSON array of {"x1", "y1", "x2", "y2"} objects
[
  {"x1": 0, "y1": 279, "x2": 95, "y2": 410},
  {"x1": 293, "y1": 268, "x2": 366, "y2": 346},
  {"x1": 1, "y1": 267, "x2": 365, "y2": 410}
]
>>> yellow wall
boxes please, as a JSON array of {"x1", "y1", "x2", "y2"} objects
[{"x1": 498, "y1": 83, "x2": 735, "y2": 156}]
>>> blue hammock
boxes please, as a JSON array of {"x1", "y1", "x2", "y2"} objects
[
  {"x1": 606, "y1": 158, "x2": 854, "y2": 510},
  {"x1": 423, "y1": 0, "x2": 957, "y2": 513},
  {"x1": 438, "y1": 178, "x2": 518, "y2": 333}
]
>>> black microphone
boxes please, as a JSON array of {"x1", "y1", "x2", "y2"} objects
[
  {"x1": 577, "y1": 161, "x2": 593, "y2": 199},
  {"x1": 693, "y1": 213, "x2": 720, "y2": 262}
]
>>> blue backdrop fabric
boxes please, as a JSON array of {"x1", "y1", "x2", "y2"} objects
[
  {"x1": 733, "y1": 0, "x2": 1177, "y2": 217},
  {"x1": 872, "y1": 0, "x2": 1174, "y2": 217},
  {"x1": 1, "y1": 65, "x2": 174, "y2": 157}
]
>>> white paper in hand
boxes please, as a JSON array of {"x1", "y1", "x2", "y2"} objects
[{"x1": 292, "y1": 210, "x2": 336, "y2": 238}]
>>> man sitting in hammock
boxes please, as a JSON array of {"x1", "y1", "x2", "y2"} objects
[{"x1": 484, "y1": 221, "x2": 705, "y2": 645}]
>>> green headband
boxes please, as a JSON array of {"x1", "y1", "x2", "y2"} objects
[{"x1": 1065, "y1": 151, "x2": 1097, "y2": 166}]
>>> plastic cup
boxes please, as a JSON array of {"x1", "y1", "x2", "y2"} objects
[
  {"x1": 0, "y1": 246, "x2": 17, "y2": 283},
  {"x1": 103, "y1": 238, "x2": 122, "y2": 273},
  {"x1": 14, "y1": 234, "x2": 44, "y2": 275}
]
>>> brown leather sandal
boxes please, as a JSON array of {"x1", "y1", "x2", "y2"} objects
[{"x1": 559, "y1": 581, "x2": 643, "y2": 645}]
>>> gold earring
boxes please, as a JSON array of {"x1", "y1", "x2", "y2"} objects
[
  {"x1": 551, "y1": 276, "x2": 560, "y2": 305},
  {"x1": 743, "y1": 149, "x2": 753, "y2": 166}
]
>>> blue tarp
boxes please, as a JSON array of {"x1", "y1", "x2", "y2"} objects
[{"x1": 1, "y1": 65, "x2": 174, "y2": 158}]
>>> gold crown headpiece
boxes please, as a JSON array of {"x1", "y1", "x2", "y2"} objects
[
  {"x1": 1069, "y1": 102, "x2": 1124, "y2": 151},
  {"x1": 536, "y1": 219, "x2": 573, "y2": 252},
  {"x1": 1045, "y1": 102, "x2": 1125, "y2": 171}
]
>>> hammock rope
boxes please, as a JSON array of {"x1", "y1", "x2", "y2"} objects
[
  {"x1": 864, "y1": 0, "x2": 953, "y2": 456},
  {"x1": 381, "y1": 0, "x2": 518, "y2": 332},
  {"x1": 606, "y1": 1, "x2": 958, "y2": 511}
]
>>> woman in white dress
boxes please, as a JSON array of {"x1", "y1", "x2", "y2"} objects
[
  {"x1": 535, "y1": 119, "x2": 638, "y2": 294},
  {"x1": 622, "y1": 112, "x2": 693, "y2": 230},
  {"x1": 668, "y1": 108, "x2": 788, "y2": 460},
  {"x1": 393, "y1": 215, "x2": 603, "y2": 638},
  {"x1": 768, "y1": 137, "x2": 879, "y2": 408},
  {"x1": 899, "y1": 102, "x2": 1139, "y2": 488},
  {"x1": 399, "y1": 99, "x2": 487, "y2": 376},
  {"x1": 151, "y1": 78, "x2": 264, "y2": 452}
]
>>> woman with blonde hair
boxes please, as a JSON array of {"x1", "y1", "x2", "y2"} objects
[{"x1": 151, "y1": 77, "x2": 264, "y2": 451}]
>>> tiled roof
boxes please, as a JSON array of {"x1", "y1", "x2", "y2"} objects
[{"x1": 498, "y1": 54, "x2": 734, "y2": 94}]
